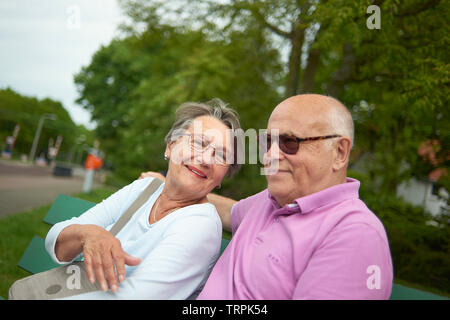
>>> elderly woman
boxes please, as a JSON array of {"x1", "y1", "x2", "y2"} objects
[{"x1": 44, "y1": 98, "x2": 241, "y2": 299}]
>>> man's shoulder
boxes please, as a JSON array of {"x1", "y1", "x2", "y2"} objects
[
  {"x1": 237, "y1": 189, "x2": 270, "y2": 206},
  {"x1": 331, "y1": 198, "x2": 389, "y2": 241},
  {"x1": 231, "y1": 189, "x2": 270, "y2": 232},
  {"x1": 232, "y1": 188, "x2": 270, "y2": 215}
]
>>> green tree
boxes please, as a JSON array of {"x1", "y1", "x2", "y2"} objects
[
  {"x1": 337, "y1": 0, "x2": 449, "y2": 195},
  {"x1": 122, "y1": 0, "x2": 448, "y2": 196},
  {"x1": 74, "y1": 12, "x2": 283, "y2": 197},
  {"x1": 0, "y1": 88, "x2": 87, "y2": 162}
]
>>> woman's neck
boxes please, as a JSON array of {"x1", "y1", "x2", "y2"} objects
[{"x1": 157, "y1": 182, "x2": 208, "y2": 214}]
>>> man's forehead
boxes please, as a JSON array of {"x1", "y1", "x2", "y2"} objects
[{"x1": 267, "y1": 112, "x2": 331, "y2": 135}]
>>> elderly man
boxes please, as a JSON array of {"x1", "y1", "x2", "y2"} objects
[{"x1": 143, "y1": 94, "x2": 393, "y2": 299}]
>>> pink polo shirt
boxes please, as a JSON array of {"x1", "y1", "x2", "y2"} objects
[{"x1": 197, "y1": 178, "x2": 393, "y2": 300}]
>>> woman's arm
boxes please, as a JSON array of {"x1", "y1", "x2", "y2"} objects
[
  {"x1": 54, "y1": 224, "x2": 141, "y2": 293},
  {"x1": 54, "y1": 224, "x2": 85, "y2": 262},
  {"x1": 45, "y1": 178, "x2": 152, "y2": 292},
  {"x1": 61, "y1": 214, "x2": 221, "y2": 300}
]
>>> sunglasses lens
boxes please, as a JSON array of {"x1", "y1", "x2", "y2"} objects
[
  {"x1": 259, "y1": 134, "x2": 298, "y2": 155},
  {"x1": 279, "y1": 135, "x2": 299, "y2": 154}
]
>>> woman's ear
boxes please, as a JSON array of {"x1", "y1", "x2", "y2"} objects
[{"x1": 164, "y1": 144, "x2": 171, "y2": 160}]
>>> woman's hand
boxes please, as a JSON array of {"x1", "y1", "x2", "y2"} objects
[
  {"x1": 138, "y1": 171, "x2": 166, "y2": 181},
  {"x1": 80, "y1": 225, "x2": 141, "y2": 293}
]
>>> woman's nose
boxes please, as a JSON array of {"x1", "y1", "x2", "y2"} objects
[
  {"x1": 192, "y1": 147, "x2": 214, "y2": 166},
  {"x1": 201, "y1": 148, "x2": 215, "y2": 165}
]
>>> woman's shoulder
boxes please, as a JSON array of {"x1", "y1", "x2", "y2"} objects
[
  {"x1": 112, "y1": 176, "x2": 156, "y2": 194},
  {"x1": 121, "y1": 177, "x2": 164, "y2": 196},
  {"x1": 178, "y1": 202, "x2": 220, "y2": 221},
  {"x1": 170, "y1": 202, "x2": 222, "y2": 232},
  {"x1": 130, "y1": 176, "x2": 160, "y2": 189}
]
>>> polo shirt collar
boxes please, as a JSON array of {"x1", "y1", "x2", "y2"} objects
[{"x1": 268, "y1": 178, "x2": 360, "y2": 215}]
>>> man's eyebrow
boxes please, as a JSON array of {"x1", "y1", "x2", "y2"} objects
[
  {"x1": 308, "y1": 121, "x2": 330, "y2": 132},
  {"x1": 283, "y1": 130, "x2": 297, "y2": 136},
  {"x1": 268, "y1": 130, "x2": 296, "y2": 136}
]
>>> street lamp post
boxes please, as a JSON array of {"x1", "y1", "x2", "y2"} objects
[{"x1": 29, "y1": 113, "x2": 57, "y2": 163}]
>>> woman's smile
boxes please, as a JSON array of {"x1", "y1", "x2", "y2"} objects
[{"x1": 185, "y1": 164, "x2": 207, "y2": 179}]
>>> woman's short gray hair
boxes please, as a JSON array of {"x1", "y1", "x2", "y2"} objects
[{"x1": 165, "y1": 98, "x2": 242, "y2": 178}]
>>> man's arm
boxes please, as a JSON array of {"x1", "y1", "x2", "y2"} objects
[
  {"x1": 207, "y1": 193, "x2": 237, "y2": 233},
  {"x1": 293, "y1": 223, "x2": 393, "y2": 300}
]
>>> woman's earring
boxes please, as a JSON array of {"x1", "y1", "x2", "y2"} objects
[
  {"x1": 164, "y1": 154, "x2": 168, "y2": 160},
  {"x1": 216, "y1": 184, "x2": 221, "y2": 189}
]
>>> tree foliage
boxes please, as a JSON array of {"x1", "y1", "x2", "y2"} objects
[
  {"x1": 0, "y1": 88, "x2": 91, "y2": 162},
  {"x1": 74, "y1": 10, "x2": 283, "y2": 196},
  {"x1": 96, "y1": 0, "x2": 449, "y2": 198}
]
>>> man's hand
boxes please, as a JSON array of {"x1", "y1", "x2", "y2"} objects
[{"x1": 138, "y1": 171, "x2": 166, "y2": 181}]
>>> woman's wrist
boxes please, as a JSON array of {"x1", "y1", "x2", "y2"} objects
[
  {"x1": 77, "y1": 224, "x2": 103, "y2": 247},
  {"x1": 56, "y1": 224, "x2": 92, "y2": 262}
]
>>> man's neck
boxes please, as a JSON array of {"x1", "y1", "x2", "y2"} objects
[{"x1": 274, "y1": 173, "x2": 348, "y2": 207}]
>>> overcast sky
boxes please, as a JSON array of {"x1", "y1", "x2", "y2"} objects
[{"x1": 0, "y1": 0, "x2": 124, "y2": 129}]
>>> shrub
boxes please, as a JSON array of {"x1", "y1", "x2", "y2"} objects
[{"x1": 348, "y1": 170, "x2": 450, "y2": 294}]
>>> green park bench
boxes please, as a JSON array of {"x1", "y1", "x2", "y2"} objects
[{"x1": 11, "y1": 194, "x2": 449, "y2": 300}]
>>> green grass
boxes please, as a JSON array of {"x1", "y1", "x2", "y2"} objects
[
  {"x1": 0, "y1": 187, "x2": 117, "y2": 299},
  {"x1": 222, "y1": 230, "x2": 232, "y2": 240}
]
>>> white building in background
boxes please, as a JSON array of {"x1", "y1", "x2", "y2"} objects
[
  {"x1": 396, "y1": 178, "x2": 449, "y2": 217},
  {"x1": 350, "y1": 139, "x2": 449, "y2": 218},
  {"x1": 398, "y1": 140, "x2": 450, "y2": 218}
]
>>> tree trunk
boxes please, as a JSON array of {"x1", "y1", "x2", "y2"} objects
[
  {"x1": 300, "y1": 48, "x2": 320, "y2": 93},
  {"x1": 327, "y1": 42, "x2": 355, "y2": 97},
  {"x1": 285, "y1": 27, "x2": 305, "y2": 98}
]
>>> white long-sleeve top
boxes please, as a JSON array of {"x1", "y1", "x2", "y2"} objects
[{"x1": 44, "y1": 177, "x2": 222, "y2": 300}]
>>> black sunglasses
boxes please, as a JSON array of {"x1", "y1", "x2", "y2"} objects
[{"x1": 259, "y1": 133, "x2": 342, "y2": 155}]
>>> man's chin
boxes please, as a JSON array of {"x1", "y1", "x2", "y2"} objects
[{"x1": 267, "y1": 180, "x2": 291, "y2": 199}]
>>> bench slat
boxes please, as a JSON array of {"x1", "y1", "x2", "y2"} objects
[
  {"x1": 18, "y1": 236, "x2": 60, "y2": 274},
  {"x1": 390, "y1": 283, "x2": 448, "y2": 300},
  {"x1": 43, "y1": 194, "x2": 96, "y2": 225}
]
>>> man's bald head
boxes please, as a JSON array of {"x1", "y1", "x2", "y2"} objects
[
  {"x1": 271, "y1": 94, "x2": 354, "y2": 148},
  {"x1": 265, "y1": 94, "x2": 354, "y2": 205}
]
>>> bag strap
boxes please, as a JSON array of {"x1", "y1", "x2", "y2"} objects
[{"x1": 109, "y1": 178, "x2": 163, "y2": 236}]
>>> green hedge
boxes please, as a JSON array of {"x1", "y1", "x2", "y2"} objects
[{"x1": 348, "y1": 170, "x2": 450, "y2": 295}]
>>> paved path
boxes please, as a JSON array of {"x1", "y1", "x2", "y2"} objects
[{"x1": 0, "y1": 160, "x2": 101, "y2": 218}]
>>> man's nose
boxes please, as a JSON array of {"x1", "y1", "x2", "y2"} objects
[{"x1": 263, "y1": 140, "x2": 283, "y2": 164}]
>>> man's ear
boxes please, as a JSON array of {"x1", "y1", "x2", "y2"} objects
[{"x1": 332, "y1": 137, "x2": 352, "y2": 171}]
